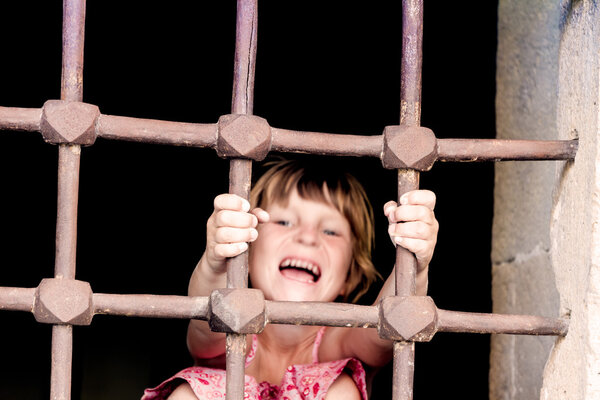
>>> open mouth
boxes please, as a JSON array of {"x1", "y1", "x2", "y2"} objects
[{"x1": 279, "y1": 258, "x2": 321, "y2": 283}]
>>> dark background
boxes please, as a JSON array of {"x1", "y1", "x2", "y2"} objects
[{"x1": 0, "y1": 1, "x2": 497, "y2": 399}]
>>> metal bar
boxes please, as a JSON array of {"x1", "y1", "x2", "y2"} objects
[
  {"x1": 437, "y1": 138, "x2": 579, "y2": 161},
  {"x1": 266, "y1": 301, "x2": 379, "y2": 327},
  {"x1": 51, "y1": 325, "x2": 73, "y2": 400},
  {"x1": 270, "y1": 128, "x2": 382, "y2": 157},
  {"x1": 393, "y1": 1, "x2": 424, "y2": 398},
  {"x1": 49, "y1": 1, "x2": 87, "y2": 399},
  {"x1": 393, "y1": 342, "x2": 415, "y2": 400},
  {"x1": 96, "y1": 114, "x2": 218, "y2": 147},
  {"x1": 0, "y1": 104, "x2": 579, "y2": 162},
  {"x1": 0, "y1": 287, "x2": 35, "y2": 312},
  {"x1": 231, "y1": 0, "x2": 257, "y2": 115},
  {"x1": 93, "y1": 294, "x2": 210, "y2": 319},
  {"x1": 0, "y1": 107, "x2": 42, "y2": 131},
  {"x1": 437, "y1": 309, "x2": 569, "y2": 336},
  {"x1": 395, "y1": 170, "x2": 420, "y2": 296},
  {"x1": 61, "y1": 0, "x2": 86, "y2": 103},
  {"x1": 226, "y1": 1, "x2": 258, "y2": 398},
  {"x1": 54, "y1": 145, "x2": 81, "y2": 280}
]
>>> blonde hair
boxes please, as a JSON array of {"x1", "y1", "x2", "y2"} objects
[{"x1": 250, "y1": 159, "x2": 379, "y2": 303}]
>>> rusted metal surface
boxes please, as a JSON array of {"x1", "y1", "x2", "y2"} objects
[
  {"x1": 266, "y1": 300, "x2": 379, "y2": 327},
  {"x1": 51, "y1": 324, "x2": 73, "y2": 400},
  {"x1": 54, "y1": 144, "x2": 81, "y2": 280},
  {"x1": 437, "y1": 309, "x2": 569, "y2": 336},
  {"x1": 392, "y1": 0, "x2": 425, "y2": 397},
  {"x1": 382, "y1": 125, "x2": 437, "y2": 170},
  {"x1": 0, "y1": 103, "x2": 580, "y2": 163},
  {"x1": 93, "y1": 293, "x2": 210, "y2": 319},
  {"x1": 0, "y1": 287, "x2": 35, "y2": 312},
  {"x1": 96, "y1": 114, "x2": 218, "y2": 147},
  {"x1": 226, "y1": 0, "x2": 259, "y2": 398},
  {"x1": 61, "y1": 0, "x2": 85, "y2": 103},
  {"x1": 395, "y1": 169, "x2": 420, "y2": 298},
  {"x1": 33, "y1": 278, "x2": 93, "y2": 325},
  {"x1": 379, "y1": 296, "x2": 438, "y2": 342},
  {"x1": 0, "y1": 106, "x2": 41, "y2": 131},
  {"x1": 40, "y1": 100, "x2": 99, "y2": 145},
  {"x1": 270, "y1": 128, "x2": 382, "y2": 157},
  {"x1": 437, "y1": 138, "x2": 579, "y2": 161},
  {"x1": 231, "y1": 0, "x2": 257, "y2": 116},
  {"x1": 217, "y1": 114, "x2": 271, "y2": 160},
  {"x1": 393, "y1": 342, "x2": 415, "y2": 400},
  {"x1": 400, "y1": 0, "x2": 424, "y2": 127},
  {"x1": 209, "y1": 288, "x2": 266, "y2": 334}
]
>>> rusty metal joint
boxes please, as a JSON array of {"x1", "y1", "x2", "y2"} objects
[
  {"x1": 381, "y1": 124, "x2": 437, "y2": 171},
  {"x1": 377, "y1": 296, "x2": 438, "y2": 342},
  {"x1": 40, "y1": 100, "x2": 100, "y2": 145},
  {"x1": 33, "y1": 278, "x2": 94, "y2": 325},
  {"x1": 216, "y1": 114, "x2": 271, "y2": 160},
  {"x1": 209, "y1": 288, "x2": 266, "y2": 334}
]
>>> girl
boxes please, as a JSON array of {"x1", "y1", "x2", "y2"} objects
[{"x1": 143, "y1": 160, "x2": 438, "y2": 399}]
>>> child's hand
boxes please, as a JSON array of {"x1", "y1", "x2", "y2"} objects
[
  {"x1": 203, "y1": 194, "x2": 270, "y2": 274},
  {"x1": 383, "y1": 190, "x2": 438, "y2": 272}
]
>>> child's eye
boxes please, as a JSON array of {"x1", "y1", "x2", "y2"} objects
[
  {"x1": 275, "y1": 220, "x2": 292, "y2": 227},
  {"x1": 323, "y1": 229, "x2": 338, "y2": 236}
]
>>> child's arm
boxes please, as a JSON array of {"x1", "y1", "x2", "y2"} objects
[
  {"x1": 324, "y1": 190, "x2": 438, "y2": 367},
  {"x1": 186, "y1": 194, "x2": 269, "y2": 362}
]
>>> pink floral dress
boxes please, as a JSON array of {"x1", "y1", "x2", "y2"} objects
[{"x1": 142, "y1": 327, "x2": 368, "y2": 399}]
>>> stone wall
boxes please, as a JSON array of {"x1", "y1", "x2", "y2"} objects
[{"x1": 492, "y1": 1, "x2": 599, "y2": 399}]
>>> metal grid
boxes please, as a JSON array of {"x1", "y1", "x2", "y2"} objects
[{"x1": 0, "y1": 1, "x2": 576, "y2": 399}]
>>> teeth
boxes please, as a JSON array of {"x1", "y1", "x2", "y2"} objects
[{"x1": 281, "y1": 258, "x2": 320, "y2": 278}]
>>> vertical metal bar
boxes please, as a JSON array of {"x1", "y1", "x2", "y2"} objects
[
  {"x1": 393, "y1": 1, "x2": 424, "y2": 399},
  {"x1": 226, "y1": 1, "x2": 258, "y2": 399},
  {"x1": 54, "y1": 145, "x2": 81, "y2": 280},
  {"x1": 231, "y1": 0, "x2": 258, "y2": 116},
  {"x1": 50, "y1": 1, "x2": 86, "y2": 399},
  {"x1": 51, "y1": 325, "x2": 73, "y2": 400}
]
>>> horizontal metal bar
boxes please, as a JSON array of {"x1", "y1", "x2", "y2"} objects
[
  {"x1": 93, "y1": 293, "x2": 209, "y2": 319},
  {"x1": 437, "y1": 138, "x2": 578, "y2": 161},
  {"x1": 266, "y1": 300, "x2": 379, "y2": 327},
  {"x1": 437, "y1": 309, "x2": 569, "y2": 336},
  {"x1": 0, "y1": 105, "x2": 578, "y2": 162},
  {"x1": 270, "y1": 128, "x2": 381, "y2": 157},
  {"x1": 0, "y1": 287, "x2": 35, "y2": 311},
  {"x1": 96, "y1": 114, "x2": 217, "y2": 147},
  {"x1": 0, "y1": 106, "x2": 41, "y2": 131},
  {"x1": 0, "y1": 288, "x2": 570, "y2": 337}
]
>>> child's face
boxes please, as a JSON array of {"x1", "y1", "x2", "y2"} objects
[{"x1": 249, "y1": 188, "x2": 353, "y2": 302}]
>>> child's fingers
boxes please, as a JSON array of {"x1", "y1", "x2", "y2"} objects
[
  {"x1": 388, "y1": 220, "x2": 437, "y2": 241},
  {"x1": 213, "y1": 242, "x2": 249, "y2": 260},
  {"x1": 392, "y1": 236, "x2": 434, "y2": 263},
  {"x1": 399, "y1": 190, "x2": 436, "y2": 210},
  {"x1": 215, "y1": 209, "x2": 258, "y2": 229},
  {"x1": 390, "y1": 204, "x2": 436, "y2": 225},
  {"x1": 215, "y1": 226, "x2": 258, "y2": 244},
  {"x1": 251, "y1": 207, "x2": 270, "y2": 223},
  {"x1": 383, "y1": 201, "x2": 398, "y2": 223},
  {"x1": 214, "y1": 193, "x2": 251, "y2": 213}
]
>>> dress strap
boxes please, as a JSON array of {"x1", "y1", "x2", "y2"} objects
[
  {"x1": 311, "y1": 326, "x2": 327, "y2": 363},
  {"x1": 245, "y1": 334, "x2": 258, "y2": 367}
]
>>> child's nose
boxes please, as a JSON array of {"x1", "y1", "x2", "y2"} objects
[{"x1": 295, "y1": 226, "x2": 319, "y2": 246}]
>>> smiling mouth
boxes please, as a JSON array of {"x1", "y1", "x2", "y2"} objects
[{"x1": 279, "y1": 258, "x2": 321, "y2": 283}]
